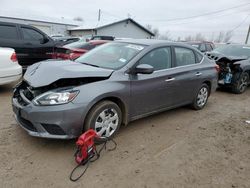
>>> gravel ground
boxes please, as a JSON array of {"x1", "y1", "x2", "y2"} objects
[{"x1": 0, "y1": 83, "x2": 249, "y2": 188}]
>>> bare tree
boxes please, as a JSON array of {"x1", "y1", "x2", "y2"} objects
[
  {"x1": 194, "y1": 33, "x2": 206, "y2": 41},
  {"x1": 209, "y1": 32, "x2": 215, "y2": 42},
  {"x1": 73, "y1": 16, "x2": 84, "y2": 22},
  {"x1": 145, "y1": 24, "x2": 152, "y2": 31},
  {"x1": 223, "y1": 31, "x2": 233, "y2": 43},
  {"x1": 184, "y1": 35, "x2": 192, "y2": 41},
  {"x1": 159, "y1": 31, "x2": 172, "y2": 41},
  {"x1": 145, "y1": 24, "x2": 160, "y2": 38},
  {"x1": 215, "y1": 31, "x2": 225, "y2": 43},
  {"x1": 152, "y1": 28, "x2": 160, "y2": 38}
]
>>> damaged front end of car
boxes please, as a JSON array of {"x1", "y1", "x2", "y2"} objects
[
  {"x1": 12, "y1": 60, "x2": 114, "y2": 138},
  {"x1": 206, "y1": 53, "x2": 250, "y2": 93},
  {"x1": 13, "y1": 77, "x2": 108, "y2": 106}
]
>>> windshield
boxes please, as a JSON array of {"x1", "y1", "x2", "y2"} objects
[
  {"x1": 75, "y1": 42, "x2": 145, "y2": 70},
  {"x1": 212, "y1": 45, "x2": 250, "y2": 58}
]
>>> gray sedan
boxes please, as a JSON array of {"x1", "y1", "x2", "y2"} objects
[{"x1": 12, "y1": 39, "x2": 218, "y2": 140}]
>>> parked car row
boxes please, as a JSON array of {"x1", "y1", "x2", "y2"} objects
[
  {"x1": 0, "y1": 21, "x2": 112, "y2": 70},
  {"x1": 0, "y1": 21, "x2": 249, "y2": 141},
  {"x1": 0, "y1": 21, "x2": 56, "y2": 70}
]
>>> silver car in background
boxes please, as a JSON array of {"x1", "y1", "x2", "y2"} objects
[{"x1": 12, "y1": 39, "x2": 218, "y2": 140}]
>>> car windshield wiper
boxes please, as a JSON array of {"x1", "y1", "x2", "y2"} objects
[{"x1": 81, "y1": 62, "x2": 100, "y2": 68}]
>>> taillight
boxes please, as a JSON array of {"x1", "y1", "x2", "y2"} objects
[
  {"x1": 215, "y1": 64, "x2": 220, "y2": 72},
  {"x1": 10, "y1": 52, "x2": 17, "y2": 62}
]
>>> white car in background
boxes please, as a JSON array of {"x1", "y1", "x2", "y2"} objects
[{"x1": 0, "y1": 48, "x2": 22, "y2": 85}]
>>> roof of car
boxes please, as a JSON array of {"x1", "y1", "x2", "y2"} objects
[
  {"x1": 115, "y1": 39, "x2": 194, "y2": 47},
  {"x1": 185, "y1": 41, "x2": 214, "y2": 44},
  {"x1": 89, "y1": 40, "x2": 109, "y2": 44}
]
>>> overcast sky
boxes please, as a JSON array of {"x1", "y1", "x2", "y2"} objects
[{"x1": 1, "y1": 0, "x2": 250, "y2": 43}]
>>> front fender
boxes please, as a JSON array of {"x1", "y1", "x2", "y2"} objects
[
  {"x1": 72, "y1": 79, "x2": 130, "y2": 124},
  {"x1": 234, "y1": 59, "x2": 250, "y2": 72}
]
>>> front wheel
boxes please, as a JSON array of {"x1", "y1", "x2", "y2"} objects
[
  {"x1": 232, "y1": 72, "x2": 249, "y2": 94},
  {"x1": 191, "y1": 84, "x2": 209, "y2": 110},
  {"x1": 84, "y1": 101, "x2": 122, "y2": 141}
]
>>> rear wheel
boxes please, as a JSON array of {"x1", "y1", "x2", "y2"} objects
[
  {"x1": 84, "y1": 101, "x2": 122, "y2": 141},
  {"x1": 232, "y1": 72, "x2": 249, "y2": 94},
  {"x1": 191, "y1": 84, "x2": 209, "y2": 110}
]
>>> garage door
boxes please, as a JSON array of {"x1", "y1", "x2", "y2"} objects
[{"x1": 30, "y1": 24, "x2": 51, "y2": 35}]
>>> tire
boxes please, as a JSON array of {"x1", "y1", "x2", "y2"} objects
[
  {"x1": 232, "y1": 72, "x2": 249, "y2": 94},
  {"x1": 84, "y1": 100, "x2": 122, "y2": 142},
  {"x1": 191, "y1": 84, "x2": 210, "y2": 110}
]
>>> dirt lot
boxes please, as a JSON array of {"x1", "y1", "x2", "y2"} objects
[{"x1": 0, "y1": 83, "x2": 250, "y2": 188}]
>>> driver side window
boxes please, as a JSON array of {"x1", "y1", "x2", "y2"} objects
[
  {"x1": 21, "y1": 27, "x2": 44, "y2": 41},
  {"x1": 139, "y1": 47, "x2": 171, "y2": 71}
]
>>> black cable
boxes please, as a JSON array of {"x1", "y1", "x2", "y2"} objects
[
  {"x1": 69, "y1": 137, "x2": 117, "y2": 182},
  {"x1": 69, "y1": 155, "x2": 90, "y2": 182}
]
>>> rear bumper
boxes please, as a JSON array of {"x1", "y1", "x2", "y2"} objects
[
  {"x1": 0, "y1": 74, "x2": 22, "y2": 85},
  {"x1": 0, "y1": 65, "x2": 22, "y2": 85},
  {"x1": 12, "y1": 98, "x2": 88, "y2": 139}
]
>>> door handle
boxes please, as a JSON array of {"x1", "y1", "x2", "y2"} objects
[
  {"x1": 165, "y1": 78, "x2": 175, "y2": 82},
  {"x1": 195, "y1": 72, "x2": 202, "y2": 76}
]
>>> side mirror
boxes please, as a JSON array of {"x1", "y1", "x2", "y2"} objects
[
  {"x1": 134, "y1": 64, "x2": 154, "y2": 74},
  {"x1": 40, "y1": 37, "x2": 49, "y2": 44}
]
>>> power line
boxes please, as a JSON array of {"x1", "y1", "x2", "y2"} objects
[
  {"x1": 150, "y1": 8, "x2": 250, "y2": 26},
  {"x1": 137, "y1": 2, "x2": 250, "y2": 22},
  {"x1": 231, "y1": 14, "x2": 250, "y2": 31}
]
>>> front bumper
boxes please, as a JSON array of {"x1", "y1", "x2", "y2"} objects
[{"x1": 12, "y1": 97, "x2": 88, "y2": 139}]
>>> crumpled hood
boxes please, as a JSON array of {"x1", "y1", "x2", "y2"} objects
[
  {"x1": 206, "y1": 52, "x2": 249, "y2": 62},
  {"x1": 24, "y1": 60, "x2": 113, "y2": 88}
]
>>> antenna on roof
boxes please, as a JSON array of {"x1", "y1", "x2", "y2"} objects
[{"x1": 98, "y1": 9, "x2": 101, "y2": 22}]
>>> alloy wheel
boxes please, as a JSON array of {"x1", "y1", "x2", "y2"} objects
[
  {"x1": 197, "y1": 87, "x2": 208, "y2": 108},
  {"x1": 239, "y1": 74, "x2": 249, "y2": 93},
  {"x1": 95, "y1": 108, "x2": 119, "y2": 137}
]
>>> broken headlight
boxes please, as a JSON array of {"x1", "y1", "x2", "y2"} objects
[{"x1": 33, "y1": 90, "x2": 79, "y2": 106}]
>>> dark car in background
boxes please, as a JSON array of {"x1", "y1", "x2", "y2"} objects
[
  {"x1": 0, "y1": 21, "x2": 56, "y2": 70},
  {"x1": 55, "y1": 40, "x2": 108, "y2": 60},
  {"x1": 12, "y1": 39, "x2": 218, "y2": 140},
  {"x1": 90, "y1": 35, "x2": 115, "y2": 41},
  {"x1": 51, "y1": 36, "x2": 80, "y2": 46},
  {"x1": 186, "y1": 41, "x2": 215, "y2": 53},
  {"x1": 206, "y1": 44, "x2": 250, "y2": 94}
]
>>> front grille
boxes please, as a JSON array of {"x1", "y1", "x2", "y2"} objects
[
  {"x1": 41, "y1": 124, "x2": 66, "y2": 135},
  {"x1": 16, "y1": 95, "x2": 29, "y2": 106},
  {"x1": 14, "y1": 82, "x2": 36, "y2": 106},
  {"x1": 18, "y1": 116, "x2": 37, "y2": 132}
]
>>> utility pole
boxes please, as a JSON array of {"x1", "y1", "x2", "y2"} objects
[
  {"x1": 245, "y1": 25, "x2": 250, "y2": 44},
  {"x1": 98, "y1": 9, "x2": 101, "y2": 22}
]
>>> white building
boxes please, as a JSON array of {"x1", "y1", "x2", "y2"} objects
[
  {"x1": 68, "y1": 18, "x2": 155, "y2": 39},
  {"x1": 0, "y1": 15, "x2": 78, "y2": 36}
]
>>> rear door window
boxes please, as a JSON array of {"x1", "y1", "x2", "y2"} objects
[
  {"x1": 21, "y1": 27, "x2": 44, "y2": 41},
  {"x1": 0, "y1": 25, "x2": 18, "y2": 39},
  {"x1": 139, "y1": 47, "x2": 172, "y2": 71},
  {"x1": 174, "y1": 47, "x2": 196, "y2": 67}
]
